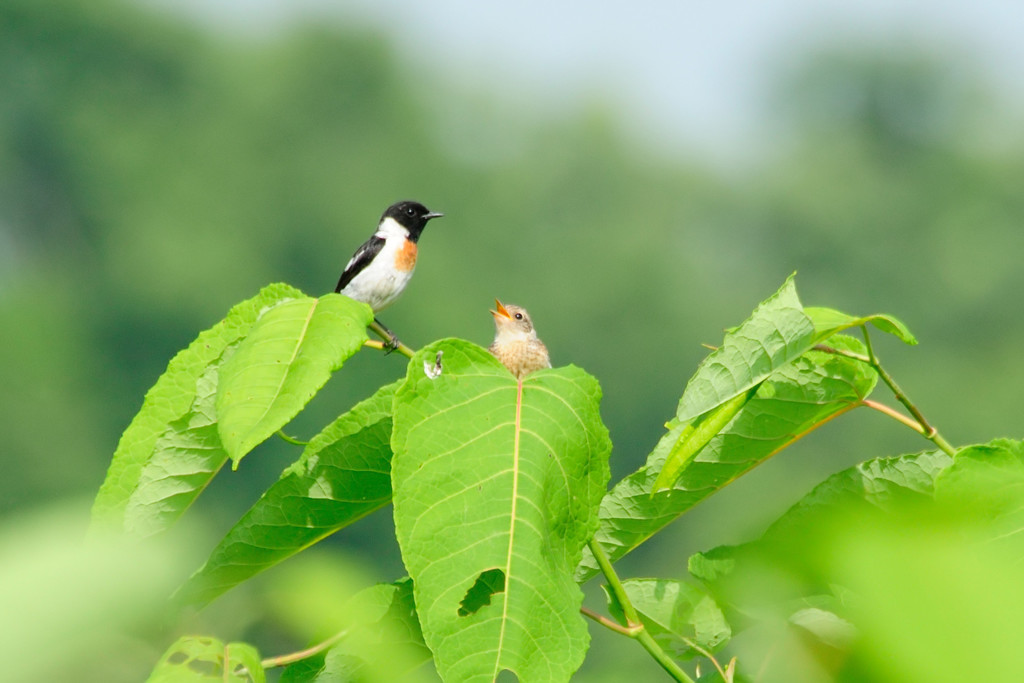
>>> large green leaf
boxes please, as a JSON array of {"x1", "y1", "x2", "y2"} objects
[
  {"x1": 146, "y1": 636, "x2": 264, "y2": 683},
  {"x1": 392, "y1": 339, "x2": 611, "y2": 683},
  {"x1": 121, "y1": 362, "x2": 224, "y2": 538},
  {"x1": 90, "y1": 283, "x2": 303, "y2": 536},
  {"x1": 604, "y1": 579, "x2": 730, "y2": 659},
  {"x1": 674, "y1": 274, "x2": 816, "y2": 426},
  {"x1": 578, "y1": 335, "x2": 877, "y2": 582},
  {"x1": 828, "y1": 509, "x2": 1024, "y2": 683},
  {"x1": 758, "y1": 447, "x2": 954, "y2": 539},
  {"x1": 679, "y1": 449, "x2": 954, "y2": 677},
  {"x1": 681, "y1": 443, "x2": 1024, "y2": 682},
  {"x1": 688, "y1": 448, "x2": 954, "y2": 586},
  {"x1": 174, "y1": 382, "x2": 397, "y2": 609},
  {"x1": 660, "y1": 283, "x2": 917, "y2": 495},
  {"x1": 216, "y1": 293, "x2": 372, "y2": 468},
  {"x1": 934, "y1": 439, "x2": 1024, "y2": 556}
]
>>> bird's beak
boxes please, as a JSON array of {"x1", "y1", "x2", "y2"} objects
[
  {"x1": 490, "y1": 299, "x2": 511, "y2": 319},
  {"x1": 425, "y1": 211, "x2": 444, "y2": 220}
]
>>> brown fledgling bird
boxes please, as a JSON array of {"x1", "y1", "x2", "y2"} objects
[{"x1": 488, "y1": 299, "x2": 551, "y2": 379}]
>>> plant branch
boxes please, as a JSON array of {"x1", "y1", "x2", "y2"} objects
[
  {"x1": 581, "y1": 606, "x2": 642, "y2": 636},
  {"x1": 862, "y1": 400, "x2": 925, "y2": 435},
  {"x1": 260, "y1": 629, "x2": 348, "y2": 670},
  {"x1": 678, "y1": 634, "x2": 734, "y2": 683},
  {"x1": 588, "y1": 540, "x2": 696, "y2": 683},
  {"x1": 275, "y1": 430, "x2": 309, "y2": 446},
  {"x1": 859, "y1": 326, "x2": 956, "y2": 456},
  {"x1": 812, "y1": 344, "x2": 869, "y2": 364},
  {"x1": 814, "y1": 334, "x2": 957, "y2": 457},
  {"x1": 635, "y1": 629, "x2": 694, "y2": 683},
  {"x1": 589, "y1": 540, "x2": 641, "y2": 626},
  {"x1": 368, "y1": 320, "x2": 416, "y2": 359}
]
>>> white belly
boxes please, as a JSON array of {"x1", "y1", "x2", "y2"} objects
[{"x1": 340, "y1": 244, "x2": 415, "y2": 312}]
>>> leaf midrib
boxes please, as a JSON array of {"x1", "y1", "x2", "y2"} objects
[{"x1": 493, "y1": 378, "x2": 524, "y2": 678}]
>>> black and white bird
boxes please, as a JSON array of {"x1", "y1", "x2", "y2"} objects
[{"x1": 335, "y1": 200, "x2": 443, "y2": 349}]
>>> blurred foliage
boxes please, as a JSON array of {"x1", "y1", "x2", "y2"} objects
[
  {"x1": 0, "y1": 500, "x2": 198, "y2": 682},
  {"x1": 1, "y1": 0, "x2": 1022, "y2": 679},
  {"x1": 687, "y1": 440, "x2": 1024, "y2": 682}
]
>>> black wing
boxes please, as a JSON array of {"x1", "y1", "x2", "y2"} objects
[{"x1": 335, "y1": 235, "x2": 385, "y2": 292}]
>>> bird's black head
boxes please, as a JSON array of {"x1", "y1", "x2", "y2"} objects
[{"x1": 382, "y1": 200, "x2": 443, "y2": 241}]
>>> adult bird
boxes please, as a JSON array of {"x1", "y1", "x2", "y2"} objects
[{"x1": 335, "y1": 200, "x2": 443, "y2": 349}]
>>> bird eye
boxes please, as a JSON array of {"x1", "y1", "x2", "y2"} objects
[
  {"x1": 406, "y1": 207, "x2": 416, "y2": 216},
  {"x1": 514, "y1": 313, "x2": 523, "y2": 320}
]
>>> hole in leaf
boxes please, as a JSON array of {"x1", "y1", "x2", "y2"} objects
[
  {"x1": 496, "y1": 669, "x2": 519, "y2": 682},
  {"x1": 458, "y1": 568, "x2": 506, "y2": 616},
  {"x1": 187, "y1": 659, "x2": 220, "y2": 676}
]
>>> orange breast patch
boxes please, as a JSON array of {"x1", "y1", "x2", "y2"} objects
[{"x1": 395, "y1": 240, "x2": 418, "y2": 272}]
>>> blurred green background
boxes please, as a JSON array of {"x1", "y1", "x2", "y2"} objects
[{"x1": 1, "y1": 0, "x2": 1021, "y2": 680}]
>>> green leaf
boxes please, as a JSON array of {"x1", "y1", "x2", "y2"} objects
[
  {"x1": 654, "y1": 385, "x2": 760, "y2": 492},
  {"x1": 392, "y1": 339, "x2": 611, "y2": 683},
  {"x1": 174, "y1": 382, "x2": 397, "y2": 609},
  {"x1": 146, "y1": 636, "x2": 264, "y2": 683},
  {"x1": 216, "y1": 293, "x2": 372, "y2": 468},
  {"x1": 286, "y1": 578, "x2": 435, "y2": 682},
  {"x1": 0, "y1": 505, "x2": 194, "y2": 683},
  {"x1": 827, "y1": 481, "x2": 1024, "y2": 683},
  {"x1": 278, "y1": 657, "x2": 325, "y2": 683},
  {"x1": 348, "y1": 578, "x2": 432, "y2": 673},
  {"x1": 687, "y1": 447, "x2": 954, "y2": 585},
  {"x1": 805, "y1": 306, "x2": 918, "y2": 345},
  {"x1": 788, "y1": 607, "x2": 857, "y2": 651},
  {"x1": 604, "y1": 579, "x2": 730, "y2": 659},
  {"x1": 681, "y1": 443, "x2": 1024, "y2": 682},
  {"x1": 674, "y1": 274, "x2": 816, "y2": 426},
  {"x1": 759, "y1": 448, "x2": 953, "y2": 538},
  {"x1": 934, "y1": 439, "x2": 1024, "y2": 555},
  {"x1": 679, "y1": 449, "x2": 955, "y2": 674},
  {"x1": 578, "y1": 335, "x2": 877, "y2": 582},
  {"x1": 826, "y1": 492, "x2": 1024, "y2": 682},
  {"x1": 90, "y1": 283, "x2": 303, "y2": 536},
  {"x1": 121, "y1": 364, "x2": 224, "y2": 538}
]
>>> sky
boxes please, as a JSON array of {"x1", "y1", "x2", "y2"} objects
[{"x1": 155, "y1": 0, "x2": 1024, "y2": 165}]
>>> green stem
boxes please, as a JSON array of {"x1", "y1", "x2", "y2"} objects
[
  {"x1": 862, "y1": 399, "x2": 925, "y2": 435},
  {"x1": 581, "y1": 606, "x2": 642, "y2": 636},
  {"x1": 635, "y1": 630, "x2": 695, "y2": 683},
  {"x1": 589, "y1": 540, "x2": 640, "y2": 626},
  {"x1": 814, "y1": 335, "x2": 957, "y2": 458},
  {"x1": 259, "y1": 629, "x2": 348, "y2": 670},
  {"x1": 677, "y1": 634, "x2": 733, "y2": 682},
  {"x1": 587, "y1": 540, "x2": 696, "y2": 683},
  {"x1": 368, "y1": 320, "x2": 416, "y2": 359},
  {"x1": 276, "y1": 430, "x2": 308, "y2": 446},
  {"x1": 859, "y1": 326, "x2": 957, "y2": 457}
]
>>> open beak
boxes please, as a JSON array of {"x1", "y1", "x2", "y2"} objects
[{"x1": 490, "y1": 298, "x2": 511, "y2": 319}]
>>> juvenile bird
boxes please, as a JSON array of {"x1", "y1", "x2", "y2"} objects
[
  {"x1": 335, "y1": 200, "x2": 443, "y2": 349},
  {"x1": 488, "y1": 299, "x2": 551, "y2": 378}
]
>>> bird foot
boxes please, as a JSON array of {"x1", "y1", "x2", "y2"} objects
[{"x1": 383, "y1": 333, "x2": 401, "y2": 354}]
